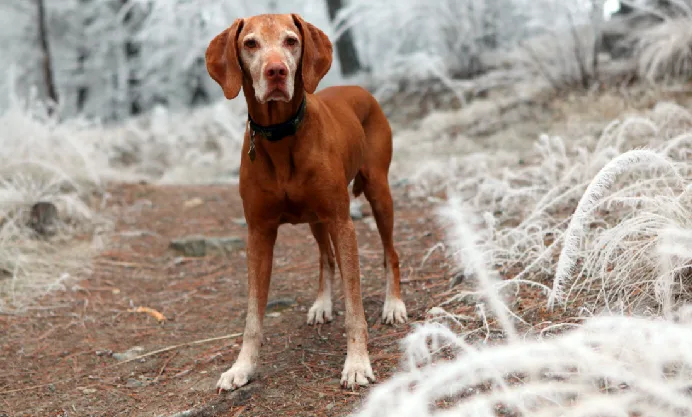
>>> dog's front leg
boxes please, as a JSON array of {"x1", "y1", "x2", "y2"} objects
[
  {"x1": 328, "y1": 217, "x2": 375, "y2": 389},
  {"x1": 217, "y1": 224, "x2": 277, "y2": 392}
]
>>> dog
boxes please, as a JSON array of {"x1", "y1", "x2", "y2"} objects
[{"x1": 205, "y1": 13, "x2": 407, "y2": 391}]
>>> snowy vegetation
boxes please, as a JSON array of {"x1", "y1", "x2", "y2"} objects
[{"x1": 2, "y1": 0, "x2": 692, "y2": 415}]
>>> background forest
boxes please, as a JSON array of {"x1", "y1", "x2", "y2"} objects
[{"x1": 3, "y1": 1, "x2": 692, "y2": 416}]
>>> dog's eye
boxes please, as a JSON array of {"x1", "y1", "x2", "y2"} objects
[
  {"x1": 285, "y1": 37, "x2": 298, "y2": 47},
  {"x1": 244, "y1": 39, "x2": 258, "y2": 49}
]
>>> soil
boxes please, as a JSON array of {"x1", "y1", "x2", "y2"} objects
[{"x1": 0, "y1": 182, "x2": 465, "y2": 417}]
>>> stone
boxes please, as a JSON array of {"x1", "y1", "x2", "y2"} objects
[
  {"x1": 349, "y1": 200, "x2": 364, "y2": 220},
  {"x1": 169, "y1": 235, "x2": 245, "y2": 257},
  {"x1": 126, "y1": 378, "x2": 143, "y2": 388},
  {"x1": 450, "y1": 272, "x2": 465, "y2": 289},
  {"x1": 232, "y1": 217, "x2": 247, "y2": 227},
  {"x1": 266, "y1": 298, "x2": 296, "y2": 313},
  {"x1": 183, "y1": 197, "x2": 204, "y2": 209},
  {"x1": 28, "y1": 201, "x2": 59, "y2": 237},
  {"x1": 112, "y1": 346, "x2": 145, "y2": 362},
  {"x1": 364, "y1": 217, "x2": 378, "y2": 231},
  {"x1": 76, "y1": 386, "x2": 96, "y2": 394}
]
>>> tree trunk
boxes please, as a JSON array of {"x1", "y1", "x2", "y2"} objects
[
  {"x1": 326, "y1": 0, "x2": 362, "y2": 77},
  {"x1": 36, "y1": 0, "x2": 59, "y2": 109},
  {"x1": 591, "y1": 0, "x2": 604, "y2": 82},
  {"x1": 122, "y1": 0, "x2": 142, "y2": 115},
  {"x1": 76, "y1": 0, "x2": 92, "y2": 113}
]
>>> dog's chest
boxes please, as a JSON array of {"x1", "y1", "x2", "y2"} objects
[
  {"x1": 278, "y1": 193, "x2": 319, "y2": 224},
  {"x1": 241, "y1": 143, "x2": 341, "y2": 225}
]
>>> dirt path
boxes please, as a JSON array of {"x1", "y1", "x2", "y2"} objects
[{"x1": 0, "y1": 182, "x2": 454, "y2": 417}]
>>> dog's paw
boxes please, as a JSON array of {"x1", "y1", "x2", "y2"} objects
[
  {"x1": 382, "y1": 297, "x2": 407, "y2": 325},
  {"x1": 216, "y1": 360, "x2": 255, "y2": 393},
  {"x1": 307, "y1": 297, "x2": 333, "y2": 325},
  {"x1": 340, "y1": 353, "x2": 375, "y2": 389}
]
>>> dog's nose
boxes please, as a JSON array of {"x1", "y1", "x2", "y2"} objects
[{"x1": 265, "y1": 62, "x2": 288, "y2": 82}]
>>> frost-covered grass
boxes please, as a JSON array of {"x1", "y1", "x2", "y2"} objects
[
  {"x1": 633, "y1": 17, "x2": 692, "y2": 83},
  {"x1": 351, "y1": 186, "x2": 692, "y2": 416},
  {"x1": 351, "y1": 95, "x2": 692, "y2": 417},
  {"x1": 99, "y1": 99, "x2": 247, "y2": 184},
  {"x1": 352, "y1": 308, "x2": 692, "y2": 416},
  {"x1": 0, "y1": 88, "x2": 251, "y2": 311},
  {"x1": 0, "y1": 94, "x2": 110, "y2": 312},
  {"x1": 401, "y1": 96, "x2": 692, "y2": 314}
]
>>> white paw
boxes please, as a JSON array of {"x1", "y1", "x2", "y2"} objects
[
  {"x1": 216, "y1": 360, "x2": 255, "y2": 392},
  {"x1": 307, "y1": 297, "x2": 333, "y2": 325},
  {"x1": 382, "y1": 297, "x2": 408, "y2": 325},
  {"x1": 340, "y1": 353, "x2": 375, "y2": 389}
]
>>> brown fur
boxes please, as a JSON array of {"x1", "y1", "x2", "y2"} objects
[{"x1": 206, "y1": 13, "x2": 407, "y2": 392}]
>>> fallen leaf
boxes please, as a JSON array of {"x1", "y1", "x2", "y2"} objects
[
  {"x1": 183, "y1": 197, "x2": 204, "y2": 209},
  {"x1": 129, "y1": 306, "x2": 166, "y2": 322}
]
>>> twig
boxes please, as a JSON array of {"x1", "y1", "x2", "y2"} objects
[
  {"x1": 107, "y1": 332, "x2": 243, "y2": 367},
  {"x1": 300, "y1": 385, "x2": 334, "y2": 397},
  {"x1": 95, "y1": 259, "x2": 158, "y2": 269},
  {"x1": 301, "y1": 360, "x2": 317, "y2": 378},
  {"x1": 401, "y1": 273, "x2": 447, "y2": 283},
  {"x1": 157, "y1": 352, "x2": 178, "y2": 378},
  {"x1": 0, "y1": 332, "x2": 242, "y2": 395}
]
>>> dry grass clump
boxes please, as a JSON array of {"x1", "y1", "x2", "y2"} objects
[
  {"x1": 352, "y1": 304, "x2": 692, "y2": 417},
  {"x1": 405, "y1": 100, "x2": 692, "y2": 315},
  {"x1": 352, "y1": 128, "x2": 692, "y2": 414},
  {"x1": 0, "y1": 84, "x2": 249, "y2": 311},
  {"x1": 0, "y1": 95, "x2": 111, "y2": 312},
  {"x1": 100, "y1": 99, "x2": 247, "y2": 184},
  {"x1": 632, "y1": 17, "x2": 692, "y2": 83}
]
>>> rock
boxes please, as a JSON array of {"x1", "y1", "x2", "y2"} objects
[
  {"x1": 392, "y1": 178, "x2": 409, "y2": 188},
  {"x1": 95, "y1": 349, "x2": 112, "y2": 357},
  {"x1": 76, "y1": 386, "x2": 96, "y2": 394},
  {"x1": 170, "y1": 237, "x2": 206, "y2": 257},
  {"x1": 112, "y1": 346, "x2": 145, "y2": 362},
  {"x1": 364, "y1": 217, "x2": 378, "y2": 231},
  {"x1": 232, "y1": 217, "x2": 247, "y2": 227},
  {"x1": 350, "y1": 200, "x2": 364, "y2": 220},
  {"x1": 450, "y1": 272, "x2": 465, "y2": 289},
  {"x1": 126, "y1": 378, "x2": 143, "y2": 388},
  {"x1": 183, "y1": 197, "x2": 204, "y2": 209},
  {"x1": 28, "y1": 201, "x2": 59, "y2": 237},
  {"x1": 266, "y1": 298, "x2": 296, "y2": 313},
  {"x1": 169, "y1": 236, "x2": 245, "y2": 257}
]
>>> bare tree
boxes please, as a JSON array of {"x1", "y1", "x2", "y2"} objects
[
  {"x1": 591, "y1": 0, "x2": 605, "y2": 81},
  {"x1": 36, "y1": 0, "x2": 58, "y2": 109},
  {"x1": 326, "y1": 0, "x2": 362, "y2": 77},
  {"x1": 121, "y1": 0, "x2": 144, "y2": 115}
]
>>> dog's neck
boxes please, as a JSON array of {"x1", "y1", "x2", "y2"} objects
[{"x1": 243, "y1": 78, "x2": 306, "y2": 127}]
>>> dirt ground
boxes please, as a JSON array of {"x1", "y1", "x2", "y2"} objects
[{"x1": 0, "y1": 182, "x2": 466, "y2": 417}]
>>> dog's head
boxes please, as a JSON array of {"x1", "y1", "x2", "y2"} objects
[{"x1": 206, "y1": 14, "x2": 333, "y2": 104}]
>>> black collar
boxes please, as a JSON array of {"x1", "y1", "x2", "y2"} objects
[{"x1": 248, "y1": 96, "x2": 307, "y2": 142}]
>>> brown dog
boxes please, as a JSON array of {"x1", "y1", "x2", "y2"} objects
[{"x1": 205, "y1": 13, "x2": 407, "y2": 391}]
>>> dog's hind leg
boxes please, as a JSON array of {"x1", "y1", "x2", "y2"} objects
[
  {"x1": 361, "y1": 172, "x2": 408, "y2": 324},
  {"x1": 307, "y1": 222, "x2": 336, "y2": 325}
]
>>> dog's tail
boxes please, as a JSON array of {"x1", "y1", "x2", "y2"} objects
[{"x1": 352, "y1": 172, "x2": 365, "y2": 198}]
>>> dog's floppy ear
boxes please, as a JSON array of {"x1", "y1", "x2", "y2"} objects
[
  {"x1": 291, "y1": 14, "x2": 333, "y2": 94},
  {"x1": 206, "y1": 19, "x2": 244, "y2": 99}
]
